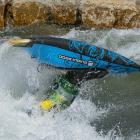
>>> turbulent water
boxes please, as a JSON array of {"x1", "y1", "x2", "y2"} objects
[{"x1": 0, "y1": 24, "x2": 140, "y2": 140}]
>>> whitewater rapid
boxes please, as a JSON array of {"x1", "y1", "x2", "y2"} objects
[
  {"x1": 0, "y1": 39, "x2": 109, "y2": 140},
  {"x1": 0, "y1": 25, "x2": 140, "y2": 140}
]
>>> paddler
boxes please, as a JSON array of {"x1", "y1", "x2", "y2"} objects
[{"x1": 39, "y1": 69, "x2": 107, "y2": 112}]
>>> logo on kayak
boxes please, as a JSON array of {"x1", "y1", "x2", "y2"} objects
[
  {"x1": 58, "y1": 55, "x2": 87, "y2": 65},
  {"x1": 87, "y1": 61, "x2": 94, "y2": 67}
]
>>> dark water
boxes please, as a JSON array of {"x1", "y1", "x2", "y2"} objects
[
  {"x1": 92, "y1": 73, "x2": 140, "y2": 138},
  {"x1": 0, "y1": 23, "x2": 140, "y2": 140}
]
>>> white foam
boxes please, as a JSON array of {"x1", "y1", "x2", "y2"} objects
[{"x1": 2, "y1": 28, "x2": 139, "y2": 140}]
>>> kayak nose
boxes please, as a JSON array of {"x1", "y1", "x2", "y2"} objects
[{"x1": 8, "y1": 39, "x2": 31, "y2": 47}]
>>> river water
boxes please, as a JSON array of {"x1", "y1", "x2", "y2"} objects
[{"x1": 0, "y1": 24, "x2": 140, "y2": 140}]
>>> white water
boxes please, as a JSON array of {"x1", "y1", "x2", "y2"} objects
[
  {"x1": 0, "y1": 40, "x2": 111, "y2": 140},
  {"x1": 1, "y1": 27, "x2": 140, "y2": 140}
]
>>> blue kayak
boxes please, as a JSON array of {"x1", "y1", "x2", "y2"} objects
[{"x1": 9, "y1": 37, "x2": 140, "y2": 75}]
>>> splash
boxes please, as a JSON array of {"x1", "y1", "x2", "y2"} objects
[{"x1": 1, "y1": 26, "x2": 140, "y2": 140}]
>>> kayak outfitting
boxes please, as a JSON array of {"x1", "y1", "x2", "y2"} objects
[
  {"x1": 8, "y1": 37, "x2": 140, "y2": 75},
  {"x1": 8, "y1": 37, "x2": 140, "y2": 111}
]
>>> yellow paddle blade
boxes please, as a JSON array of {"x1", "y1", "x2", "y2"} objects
[{"x1": 8, "y1": 39, "x2": 31, "y2": 46}]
